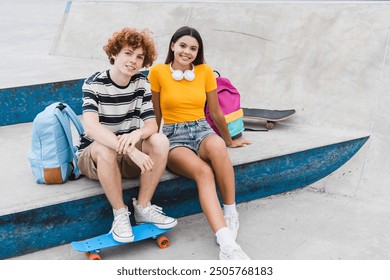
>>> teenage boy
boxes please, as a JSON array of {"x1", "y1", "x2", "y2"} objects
[{"x1": 78, "y1": 27, "x2": 177, "y2": 243}]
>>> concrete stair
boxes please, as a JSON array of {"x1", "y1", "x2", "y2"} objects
[{"x1": 0, "y1": 108, "x2": 369, "y2": 258}]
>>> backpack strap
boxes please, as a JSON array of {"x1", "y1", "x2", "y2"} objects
[
  {"x1": 55, "y1": 103, "x2": 85, "y2": 180},
  {"x1": 59, "y1": 103, "x2": 85, "y2": 136}
]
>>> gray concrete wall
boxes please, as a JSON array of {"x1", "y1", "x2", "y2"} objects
[{"x1": 52, "y1": 1, "x2": 390, "y2": 132}]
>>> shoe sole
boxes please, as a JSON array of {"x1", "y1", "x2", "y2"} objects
[
  {"x1": 136, "y1": 219, "x2": 178, "y2": 229},
  {"x1": 112, "y1": 234, "x2": 135, "y2": 243}
]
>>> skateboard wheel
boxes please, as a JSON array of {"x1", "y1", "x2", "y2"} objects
[
  {"x1": 266, "y1": 122, "x2": 275, "y2": 130},
  {"x1": 156, "y1": 236, "x2": 170, "y2": 249},
  {"x1": 86, "y1": 252, "x2": 102, "y2": 260}
]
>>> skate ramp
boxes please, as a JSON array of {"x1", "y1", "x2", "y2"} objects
[
  {"x1": 2, "y1": 1, "x2": 390, "y2": 259},
  {"x1": 51, "y1": 0, "x2": 390, "y2": 191},
  {"x1": 48, "y1": 0, "x2": 390, "y2": 258},
  {"x1": 51, "y1": 1, "x2": 387, "y2": 131}
]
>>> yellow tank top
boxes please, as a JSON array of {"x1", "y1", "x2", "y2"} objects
[{"x1": 148, "y1": 64, "x2": 217, "y2": 124}]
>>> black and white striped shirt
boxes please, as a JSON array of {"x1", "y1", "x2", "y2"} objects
[{"x1": 79, "y1": 70, "x2": 155, "y2": 149}]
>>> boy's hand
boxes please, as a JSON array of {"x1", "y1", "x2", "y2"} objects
[
  {"x1": 127, "y1": 148, "x2": 154, "y2": 174},
  {"x1": 117, "y1": 130, "x2": 143, "y2": 154}
]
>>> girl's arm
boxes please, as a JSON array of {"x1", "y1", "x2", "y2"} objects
[
  {"x1": 152, "y1": 90, "x2": 163, "y2": 131},
  {"x1": 206, "y1": 89, "x2": 251, "y2": 148}
]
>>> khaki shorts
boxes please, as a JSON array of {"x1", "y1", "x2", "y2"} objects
[{"x1": 78, "y1": 142, "x2": 142, "y2": 180}]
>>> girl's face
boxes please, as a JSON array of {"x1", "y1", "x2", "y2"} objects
[{"x1": 171, "y1": 35, "x2": 199, "y2": 69}]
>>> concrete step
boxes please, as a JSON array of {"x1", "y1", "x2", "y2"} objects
[{"x1": 0, "y1": 117, "x2": 369, "y2": 259}]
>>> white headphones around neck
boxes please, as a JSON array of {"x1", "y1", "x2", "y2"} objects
[{"x1": 170, "y1": 63, "x2": 195, "y2": 81}]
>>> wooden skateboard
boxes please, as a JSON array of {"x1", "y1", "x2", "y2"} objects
[
  {"x1": 242, "y1": 108, "x2": 296, "y2": 130},
  {"x1": 71, "y1": 223, "x2": 172, "y2": 260}
]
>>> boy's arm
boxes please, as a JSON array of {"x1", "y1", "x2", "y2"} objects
[
  {"x1": 116, "y1": 118, "x2": 157, "y2": 155},
  {"x1": 83, "y1": 111, "x2": 120, "y2": 152},
  {"x1": 84, "y1": 111, "x2": 154, "y2": 174},
  {"x1": 139, "y1": 118, "x2": 158, "y2": 138}
]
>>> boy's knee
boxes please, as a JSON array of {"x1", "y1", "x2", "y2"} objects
[
  {"x1": 92, "y1": 143, "x2": 117, "y2": 163},
  {"x1": 147, "y1": 133, "x2": 169, "y2": 151}
]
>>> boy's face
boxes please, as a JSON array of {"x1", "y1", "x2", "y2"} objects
[{"x1": 113, "y1": 46, "x2": 145, "y2": 77}]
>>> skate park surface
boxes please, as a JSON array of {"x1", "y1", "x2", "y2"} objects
[{"x1": 1, "y1": 0, "x2": 390, "y2": 261}]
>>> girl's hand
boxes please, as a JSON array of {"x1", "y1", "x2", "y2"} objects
[{"x1": 228, "y1": 138, "x2": 252, "y2": 148}]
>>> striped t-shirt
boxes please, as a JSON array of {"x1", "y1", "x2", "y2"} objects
[{"x1": 79, "y1": 70, "x2": 155, "y2": 149}]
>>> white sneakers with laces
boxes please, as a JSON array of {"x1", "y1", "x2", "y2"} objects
[
  {"x1": 109, "y1": 200, "x2": 176, "y2": 243},
  {"x1": 224, "y1": 213, "x2": 239, "y2": 240},
  {"x1": 216, "y1": 227, "x2": 251, "y2": 260},
  {"x1": 219, "y1": 245, "x2": 251, "y2": 260},
  {"x1": 133, "y1": 198, "x2": 177, "y2": 229},
  {"x1": 109, "y1": 207, "x2": 134, "y2": 243}
]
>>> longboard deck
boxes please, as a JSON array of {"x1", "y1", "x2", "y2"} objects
[
  {"x1": 71, "y1": 223, "x2": 170, "y2": 253},
  {"x1": 243, "y1": 108, "x2": 296, "y2": 121}
]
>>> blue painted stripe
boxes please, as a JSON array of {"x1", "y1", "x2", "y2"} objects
[
  {"x1": 65, "y1": 1, "x2": 72, "y2": 13},
  {"x1": 0, "y1": 71, "x2": 150, "y2": 126},
  {"x1": 0, "y1": 79, "x2": 84, "y2": 126},
  {"x1": 0, "y1": 136, "x2": 369, "y2": 259}
]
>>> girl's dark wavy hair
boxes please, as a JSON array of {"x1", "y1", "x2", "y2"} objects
[{"x1": 164, "y1": 26, "x2": 205, "y2": 65}]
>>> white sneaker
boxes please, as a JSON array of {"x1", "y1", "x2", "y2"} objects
[
  {"x1": 219, "y1": 245, "x2": 251, "y2": 260},
  {"x1": 133, "y1": 198, "x2": 177, "y2": 229},
  {"x1": 109, "y1": 207, "x2": 134, "y2": 243},
  {"x1": 225, "y1": 213, "x2": 239, "y2": 240}
]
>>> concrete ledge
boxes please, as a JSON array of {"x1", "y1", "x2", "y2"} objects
[
  {"x1": 0, "y1": 117, "x2": 369, "y2": 258},
  {"x1": 0, "y1": 118, "x2": 368, "y2": 216},
  {"x1": 0, "y1": 71, "x2": 371, "y2": 259}
]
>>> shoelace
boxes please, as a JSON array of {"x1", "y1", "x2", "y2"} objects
[
  {"x1": 226, "y1": 215, "x2": 239, "y2": 227},
  {"x1": 230, "y1": 248, "x2": 249, "y2": 259},
  {"x1": 108, "y1": 211, "x2": 131, "y2": 235},
  {"x1": 221, "y1": 246, "x2": 249, "y2": 260},
  {"x1": 143, "y1": 204, "x2": 167, "y2": 220}
]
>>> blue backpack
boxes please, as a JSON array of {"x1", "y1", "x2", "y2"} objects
[{"x1": 29, "y1": 102, "x2": 84, "y2": 184}]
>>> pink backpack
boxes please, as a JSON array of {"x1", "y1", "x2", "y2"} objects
[{"x1": 205, "y1": 72, "x2": 244, "y2": 139}]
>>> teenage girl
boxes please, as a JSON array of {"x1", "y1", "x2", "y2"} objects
[{"x1": 148, "y1": 26, "x2": 251, "y2": 260}]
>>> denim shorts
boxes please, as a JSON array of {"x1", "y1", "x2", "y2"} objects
[{"x1": 162, "y1": 118, "x2": 216, "y2": 154}]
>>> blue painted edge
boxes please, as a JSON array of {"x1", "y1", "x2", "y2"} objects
[
  {"x1": 0, "y1": 79, "x2": 85, "y2": 126},
  {"x1": 0, "y1": 71, "x2": 149, "y2": 126},
  {"x1": 0, "y1": 135, "x2": 369, "y2": 259},
  {"x1": 65, "y1": 1, "x2": 72, "y2": 13}
]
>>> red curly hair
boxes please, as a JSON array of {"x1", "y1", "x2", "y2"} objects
[{"x1": 103, "y1": 27, "x2": 157, "y2": 67}]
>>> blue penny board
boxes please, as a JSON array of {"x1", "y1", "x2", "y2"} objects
[{"x1": 71, "y1": 223, "x2": 170, "y2": 253}]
